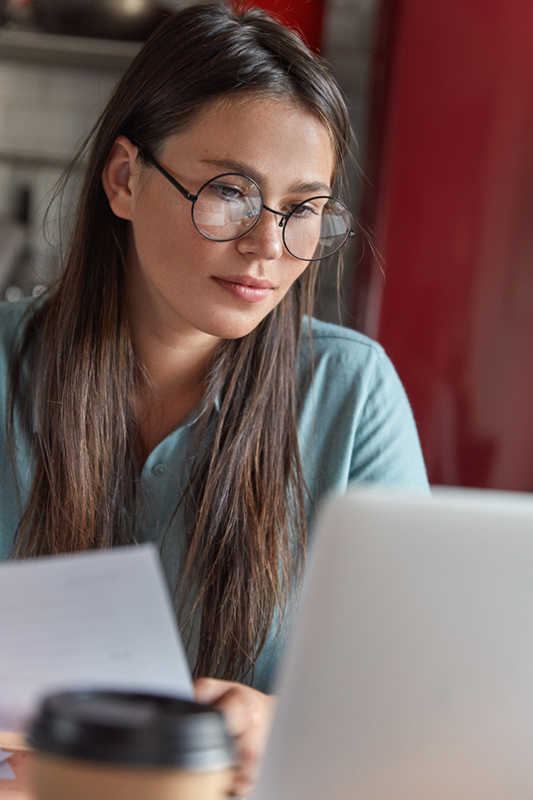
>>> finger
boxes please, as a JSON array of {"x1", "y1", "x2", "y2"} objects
[
  {"x1": 212, "y1": 687, "x2": 253, "y2": 738},
  {"x1": 231, "y1": 765, "x2": 257, "y2": 797},
  {"x1": 193, "y1": 677, "x2": 235, "y2": 704},
  {"x1": 194, "y1": 680, "x2": 254, "y2": 738},
  {"x1": 193, "y1": 679, "x2": 276, "y2": 797},
  {"x1": 230, "y1": 735, "x2": 264, "y2": 798}
]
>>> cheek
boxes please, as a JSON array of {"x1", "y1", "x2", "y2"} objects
[
  {"x1": 281, "y1": 260, "x2": 310, "y2": 293},
  {"x1": 133, "y1": 199, "x2": 195, "y2": 272}
]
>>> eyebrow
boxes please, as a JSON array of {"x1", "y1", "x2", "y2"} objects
[{"x1": 199, "y1": 158, "x2": 333, "y2": 196}]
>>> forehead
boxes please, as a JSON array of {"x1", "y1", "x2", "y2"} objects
[{"x1": 160, "y1": 95, "x2": 335, "y2": 192}]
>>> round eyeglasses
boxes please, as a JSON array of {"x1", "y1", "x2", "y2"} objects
[{"x1": 136, "y1": 146, "x2": 355, "y2": 262}]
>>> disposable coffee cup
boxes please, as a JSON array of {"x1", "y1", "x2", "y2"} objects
[{"x1": 27, "y1": 690, "x2": 235, "y2": 800}]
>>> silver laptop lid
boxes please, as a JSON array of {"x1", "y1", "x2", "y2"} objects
[{"x1": 255, "y1": 487, "x2": 533, "y2": 800}]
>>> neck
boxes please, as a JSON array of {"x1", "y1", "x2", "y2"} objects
[{"x1": 130, "y1": 305, "x2": 220, "y2": 461}]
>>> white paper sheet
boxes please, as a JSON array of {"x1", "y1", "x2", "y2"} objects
[{"x1": 0, "y1": 544, "x2": 192, "y2": 733}]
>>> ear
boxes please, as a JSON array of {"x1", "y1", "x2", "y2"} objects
[{"x1": 101, "y1": 135, "x2": 140, "y2": 220}]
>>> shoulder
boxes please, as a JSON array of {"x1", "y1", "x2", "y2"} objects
[
  {"x1": 0, "y1": 298, "x2": 37, "y2": 377},
  {"x1": 301, "y1": 315, "x2": 386, "y2": 355},
  {"x1": 298, "y1": 316, "x2": 400, "y2": 396},
  {"x1": 0, "y1": 298, "x2": 35, "y2": 352},
  {"x1": 297, "y1": 316, "x2": 428, "y2": 492},
  {"x1": 0, "y1": 298, "x2": 40, "y2": 415},
  {"x1": 0, "y1": 300, "x2": 37, "y2": 560},
  {"x1": 0, "y1": 297, "x2": 34, "y2": 324}
]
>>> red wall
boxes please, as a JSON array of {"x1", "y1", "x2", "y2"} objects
[
  {"x1": 249, "y1": 0, "x2": 325, "y2": 52},
  {"x1": 364, "y1": 0, "x2": 533, "y2": 490}
]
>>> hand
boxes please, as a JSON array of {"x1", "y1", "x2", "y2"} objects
[{"x1": 194, "y1": 677, "x2": 277, "y2": 797}]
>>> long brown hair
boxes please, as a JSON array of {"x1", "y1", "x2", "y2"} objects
[{"x1": 9, "y1": 2, "x2": 351, "y2": 682}]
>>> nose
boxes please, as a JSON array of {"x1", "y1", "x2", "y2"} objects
[{"x1": 236, "y1": 207, "x2": 284, "y2": 261}]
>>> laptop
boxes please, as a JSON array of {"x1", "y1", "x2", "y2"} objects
[{"x1": 255, "y1": 486, "x2": 533, "y2": 800}]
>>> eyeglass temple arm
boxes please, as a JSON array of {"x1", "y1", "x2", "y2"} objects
[{"x1": 130, "y1": 141, "x2": 197, "y2": 203}]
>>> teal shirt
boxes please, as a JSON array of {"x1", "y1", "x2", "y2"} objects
[{"x1": 0, "y1": 299, "x2": 428, "y2": 690}]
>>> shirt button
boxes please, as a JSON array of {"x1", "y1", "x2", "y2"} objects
[{"x1": 152, "y1": 463, "x2": 167, "y2": 477}]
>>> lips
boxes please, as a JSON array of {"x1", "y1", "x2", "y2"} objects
[
  {"x1": 219, "y1": 274, "x2": 274, "y2": 289},
  {"x1": 212, "y1": 274, "x2": 275, "y2": 303}
]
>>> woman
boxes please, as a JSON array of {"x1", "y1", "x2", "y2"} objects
[{"x1": 0, "y1": 3, "x2": 427, "y2": 794}]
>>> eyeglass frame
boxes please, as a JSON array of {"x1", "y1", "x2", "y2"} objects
[{"x1": 131, "y1": 142, "x2": 355, "y2": 262}]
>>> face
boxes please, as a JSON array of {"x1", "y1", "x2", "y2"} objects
[{"x1": 116, "y1": 96, "x2": 335, "y2": 344}]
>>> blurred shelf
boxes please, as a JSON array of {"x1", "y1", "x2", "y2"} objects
[{"x1": 0, "y1": 27, "x2": 140, "y2": 71}]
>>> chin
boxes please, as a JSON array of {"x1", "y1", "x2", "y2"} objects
[
  {"x1": 201, "y1": 311, "x2": 272, "y2": 341},
  {"x1": 207, "y1": 322, "x2": 262, "y2": 340}
]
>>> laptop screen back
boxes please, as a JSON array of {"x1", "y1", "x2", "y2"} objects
[{"x1": 255, "y1": 487, "x2": 533, "y2": 800}]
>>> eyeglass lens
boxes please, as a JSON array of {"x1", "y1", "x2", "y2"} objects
[{"x1": 192, "y1": 174, "x2": 351, "y2": 261}]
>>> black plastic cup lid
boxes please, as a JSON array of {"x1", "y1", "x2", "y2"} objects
[{"x1": 28, "y1": 690, "x2": 235, "y2": 770}]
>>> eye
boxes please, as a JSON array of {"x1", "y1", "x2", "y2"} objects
[
  {"x1": 211, "y1": 183, "x2": 244, "y2": 200},
  {"x1": 291, "y1": 204, "x2": 315, "y2": 218},
  {"x1": 288, "y1": 199, "x2": 325, "y2": 219}
]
